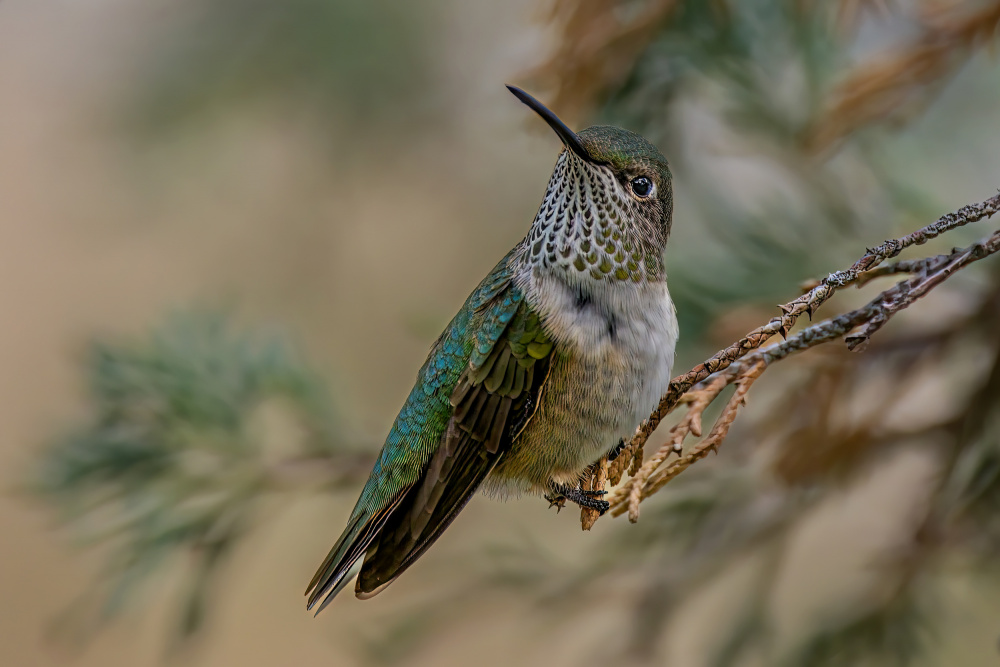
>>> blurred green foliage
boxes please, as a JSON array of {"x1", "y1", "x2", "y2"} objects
[
  {"x1": 131, "y1": 0, "x2": 437, "y2": 136},
  {"x1": 36, "y1": 311, "x2": 346, "y2": 640},
  {"x1": 789, "y1": 592, "x2": 933, "y2": 667}
]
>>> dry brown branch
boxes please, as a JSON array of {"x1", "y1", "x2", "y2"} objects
[
  {"x1": 849, "y1": 255, "x2": 945, "y2": 288},
  {"x1": 808, "y1": 0, "x2": 1000, "y2": 152},
  {"x1": 583, "y1": 192, "x2": 1000, "y2": 527},
  {"x1": 579, "y1": 457, "x2": 610, "y2": 530},
  {"x1": 606, "y1": 363, "x2": 764, "y2": 519},
  {"x1": 639, "y1": 193, "x2": 999, "y2": 446},
  {"x1": 620, "y1": 372, "x2": 730, "y2": 522},
  {"x1": 845, "y1": 231, "x2": 1000, "y2": 349},
  {"x1": 641, "y1": 362, "x2": 766, "y2": 496}
]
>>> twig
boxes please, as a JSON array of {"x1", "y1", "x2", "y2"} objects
[
  {"x1": 634, "y1": 194, "x2": 999, "y2": 465},
  {"x1": 845, "y1": 230, "x2": 1000, "y2": 350},
  {"x1": 606, "y1": 372, "x2": 730, "y2": 522},
  {"x1": 645, "y1": 363, "x2": 765, "y2": 495},
  {"x1": 824, "y1": 255, "x2": 949, "y2": 290},
  {"x1": 580, "y1": 457, "x2": 611, "y2": 530},
  {"x1": 586, "y1": 193, "x2": 1000, "y2": 527},
  {"x1": 609, "y1": 362, "x2": 765, "y2": 519}
]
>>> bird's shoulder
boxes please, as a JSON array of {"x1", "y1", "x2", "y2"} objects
[{"x1": 378, "y1": 246, "x2": 548, "y2": 463}]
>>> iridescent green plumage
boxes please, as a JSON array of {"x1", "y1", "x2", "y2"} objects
[{"x1": 306, "y1": 249, "x2": 551, "y2": 610}]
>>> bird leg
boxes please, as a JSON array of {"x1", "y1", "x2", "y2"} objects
[{"x1": 545, "y1": 482, "x2": 610, "y2": 515}]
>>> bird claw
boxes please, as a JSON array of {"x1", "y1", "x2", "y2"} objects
[
  {"x1": 546, "y1": 484, "x2": 610, "y2": 515},
  {"x1": 544, "y1": 494, "x2": 568, "y2": 512}
]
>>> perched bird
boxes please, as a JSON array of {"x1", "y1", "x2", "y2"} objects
[{"x1": 306, "y1": 86, "x2": 678, "y2": 611}]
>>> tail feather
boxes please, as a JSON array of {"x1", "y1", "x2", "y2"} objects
[
  {"x1": 304, "y1": 512, "x2": 363, "y2": 596},
  {"x1": 304, "y1": 490, "x2": 410, "y2": 612},
  {"x1": 312, "y1": 560, "x2": 361, "y2": 616},
  {"x1": 355, "y1": 438, "x2": 502, "y2": 597}
]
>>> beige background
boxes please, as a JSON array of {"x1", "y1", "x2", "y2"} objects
[{"x1": 2, "y1": 2, "x2": 999, "y2": 666}]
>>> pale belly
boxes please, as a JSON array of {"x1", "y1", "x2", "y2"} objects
[{"x1": 488, "y1": 278, "x2": 677, "y2": 494}]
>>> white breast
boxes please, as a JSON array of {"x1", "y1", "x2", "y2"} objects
[{"x1": 524, "y1": 267, "x2": 679, "y2": 439}]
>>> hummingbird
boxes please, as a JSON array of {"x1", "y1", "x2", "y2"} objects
[{"x1": 306, "y1": 86, "x2": 677, "y2": 611}]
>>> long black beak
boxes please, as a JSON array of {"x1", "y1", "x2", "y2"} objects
[{"x1": 506, "y1": 85, "x2": 592, "y2": 163}]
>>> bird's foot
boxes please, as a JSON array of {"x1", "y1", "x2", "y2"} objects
[
  {"x1": 544, "y1": 494, "x2": 568, "y2": 512},
  {"x1": 546, "y1": 483, "x2": 610, "y2": 515}
]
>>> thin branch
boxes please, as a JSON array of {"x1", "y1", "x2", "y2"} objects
[
  {"x1": 845, "y1": 231, "x2": 1000, "y2": 350},
  {"x1": 587, "y1": 193, "x2": 1000, "y2": 527},
  {"x1": 609, "y1": 361, "x2": 765, "y2": 519},
  {"x1": 811, "y1": 254, "x2": 950, "y2": 291},
  {"x1": 637, "y1": 193, "x2": 999, "y2": 458},
  {"x1": 617, "y1": 372, "x2": 731, "y2": 523}
]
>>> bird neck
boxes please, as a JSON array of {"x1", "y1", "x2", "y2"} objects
[{"x1": 519, "y1": 152, "x2": 664, "y2": 285}]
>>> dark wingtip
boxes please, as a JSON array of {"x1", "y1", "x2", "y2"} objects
[
  {"x1": 310, "y1": 594, "x2": 332, "y2": 617},
  {"x1": 305, "y1": 576, "x2": 341, "y2": 615},
  {"x1": 505, "y1": 84, "x2": 592, "y2": 162}
]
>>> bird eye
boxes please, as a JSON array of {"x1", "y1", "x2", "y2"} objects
[{"x1": 630, "y1": 176, "x2": 653, "y2": 198}]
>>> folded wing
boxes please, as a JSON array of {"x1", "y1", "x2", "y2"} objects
[{"x1": 306, "y1": 253, "x2": 552, "y2": 611}]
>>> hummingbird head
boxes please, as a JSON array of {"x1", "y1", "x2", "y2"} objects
[{"x1": 508, "y1": 86, "x2": 673, "y2": 285}]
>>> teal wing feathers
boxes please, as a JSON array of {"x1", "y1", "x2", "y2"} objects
[{"x1": 305, "y1": 249, "x2": 553, "y2": 611}]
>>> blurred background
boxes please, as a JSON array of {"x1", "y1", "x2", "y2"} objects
[{"x1": 3, "y1": 1, "x2": 1000, "y2": 665}]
